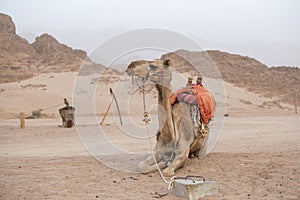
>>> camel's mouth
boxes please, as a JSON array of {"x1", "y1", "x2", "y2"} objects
[
  {"x1": 125, "y1": 74, "x2": 156, "y2": 95},
  {"x1": 126, "y1": 68, "x2": 150, "y2": 81},
  {"x1": 131, "y1": 74, "x2": 149, "y2": 84},
  {"x1": 125, "y1": 68, "x2": 135, "y2": 77}
]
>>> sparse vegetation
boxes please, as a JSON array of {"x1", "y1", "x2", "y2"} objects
[{"x1": 239, "y1": 99, "x2": 252, "y2": 105}]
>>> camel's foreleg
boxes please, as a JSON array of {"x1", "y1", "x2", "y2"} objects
[
  {"x1": 189, "y1": 136, "x2": 205, "y2": 157},
  {"x1": 138, "y1": 148, "x2": 169, "y2": 174},
  {"x1": 138, "y1": 139, "x2": 176, "y2": 174},
  {"x1": 162, "y1": 147, "x2": 190, "y2": 177},
  {"x1": 138, "y1": 156, "x2": 168, "y2": 174}
]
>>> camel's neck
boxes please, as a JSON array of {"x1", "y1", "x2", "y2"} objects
[{"x1": 156, "y1": 83, "x2": 175, "y2": 143}]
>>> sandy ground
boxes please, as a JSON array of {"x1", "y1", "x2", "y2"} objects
[
  {"x1": 0, "y1": 73, "x2": 299, "y2": 199},
  {"x1": 0, "y1": 115, "x2": 299, "y2": 200}
]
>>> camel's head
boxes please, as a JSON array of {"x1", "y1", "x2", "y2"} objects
[{"x1": 126, "y1": 59, "x2": 171, "y2": 85}]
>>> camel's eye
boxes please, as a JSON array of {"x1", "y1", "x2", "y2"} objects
[{"x1": 149, "y1": 65, "x2": 158, "y2": 70}]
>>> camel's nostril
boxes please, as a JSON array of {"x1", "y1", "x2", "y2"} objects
[{"x1": 125, "y1": 69, "x2": 132, "y2": 75}]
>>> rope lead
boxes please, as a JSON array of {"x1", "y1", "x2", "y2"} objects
[
  {"x1": 142, "y1": 78, "x2": 151, "y2": 125},
  {"x1": 133, "y1": 76, "x2": 175, "y2": 189},
  {"x1": 141, "y1": 78, "x2": 174, "y2": 189}
]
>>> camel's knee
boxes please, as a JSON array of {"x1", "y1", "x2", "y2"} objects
[
  {"x1": 163, "y1": 168, "x2": 175, "y2": 177},
  {"x1": 163, "y1": 154, "x2": 188, "y2": 177},
  {"x1": 138, "y1": 158, "x2": 168, "y2": 174}
]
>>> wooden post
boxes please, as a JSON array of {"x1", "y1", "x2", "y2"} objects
[
  {"x1": 99, "y1": 99, "x2": 113, "y2": 125},
  {"x1": 20, "y1": 112, "x2": 25, "y2": 128},
  {"x1": 294, "y1": 91, "x2": 298, "y2": 114}
]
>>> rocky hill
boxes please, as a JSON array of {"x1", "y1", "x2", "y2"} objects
[
  {"x1": 0, "y1": 13, "x2": 40, "y2": 82},
  {"x1": 162, "y1": 50, "x2": 300, "y2": 105},
  {"x1": 1, "y1": 13, "x2": 299, "y2": 106},
  {"x1": 0, "y1": 13, "x2": 115, "y2": 83},
  {"x1": 0, "y1": 13, "x2": 15, "y2": 34},
  {"x1": 32, "y1": 33, "x2": 87, "y2": 71}
]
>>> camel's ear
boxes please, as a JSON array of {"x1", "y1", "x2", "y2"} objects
[{"x1": 163, "y1": 59, "x2": 171, "y2": 66}]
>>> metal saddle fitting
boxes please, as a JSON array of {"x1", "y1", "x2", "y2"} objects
[
  {"x1": 190, "y1": 105, "x2": 209, "y2": 138},
  {"x1": 199, "y1": 122, "x2": 209, "y2": 138}
]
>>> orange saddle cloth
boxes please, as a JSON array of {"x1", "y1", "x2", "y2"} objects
[{"x1": 170, "y1": 85, "x2": 216, "y2": 124}]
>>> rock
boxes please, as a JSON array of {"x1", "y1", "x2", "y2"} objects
[
  {"x1": 32, "y1": 33, "x2": 87, "y2": 71},
  {"x1": 0, "y1": 13, "x2": 113, "y2": 83},
  {"x1": 74, "y1": 49, "x2": 88, "y2": 60},
  {"x1": 0, "y1": 31, "x2": 41, "y2": 83},
  {"x1": 262, "y1": 101, "x2": 284, "y2": 109},
  {"x1": 0, "y1": 13, "x2": 99, "y2": 81},
  {"x1": 0, "y1": 13, "x2": 16, "y2": 34},
  {"x1": 161, "y1": 50, "x2": 300, "y2": 106}
]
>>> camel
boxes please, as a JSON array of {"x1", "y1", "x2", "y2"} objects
[{"x1": 126, "y1": 59, "x2": 210, "y2": 176}]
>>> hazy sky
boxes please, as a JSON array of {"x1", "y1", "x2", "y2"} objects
[{"x1": 1, "y1": 0, "x2": 299, "y2": 67}]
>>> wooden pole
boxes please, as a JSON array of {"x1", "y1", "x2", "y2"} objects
[
  {"x1": 110, "y1": 88, "x2": 123, "y2": 125},
  {"x1": 294, "y1": 91, "x2": 297, "y2": 114},
  {"x1": 20, "y1": 112, "x2": 25, "y2": 128},
  {"x1": 99, "y1": 99, "x2": 113, "y2": 125}
]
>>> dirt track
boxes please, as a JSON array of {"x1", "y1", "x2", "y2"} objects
[{"x1": 0, "y1": 115, "x2": 299, "y2": 200}]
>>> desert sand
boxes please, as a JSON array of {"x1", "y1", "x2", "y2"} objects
[{"x1": 0, "y1": 72, "x2": 299, "y2": 200}]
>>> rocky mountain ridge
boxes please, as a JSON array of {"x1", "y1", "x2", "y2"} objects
[
  {"x1": 0, "y1": 13, "x2": 110, "y2": 83},
  {"x1": 1, "y1": 13, "x2": 299, "y2": 106},
  {"x1": 162, "y1": 50, "x2": 300, "y2": 105}
]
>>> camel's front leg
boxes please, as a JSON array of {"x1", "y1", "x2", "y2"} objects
[
  {"x1": 189, "y1": 136, "x2": 205, "y2": 157},
  {"x1": 162, "y1": 147, "x2": 190, "y2": 177},
  {"x1": 138, "y1": 151, "x2": 163, "y2": 173},
  {"x1": 138, "y1": 155, "x2": 168, "y2": 174},
  {"x1": 138, "y1": 144, "x2": 175, "y2": 173}
]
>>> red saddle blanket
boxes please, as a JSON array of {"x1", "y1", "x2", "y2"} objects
[{"x1": 170, "y1": 85, "x2": 216, "y2": 124}]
